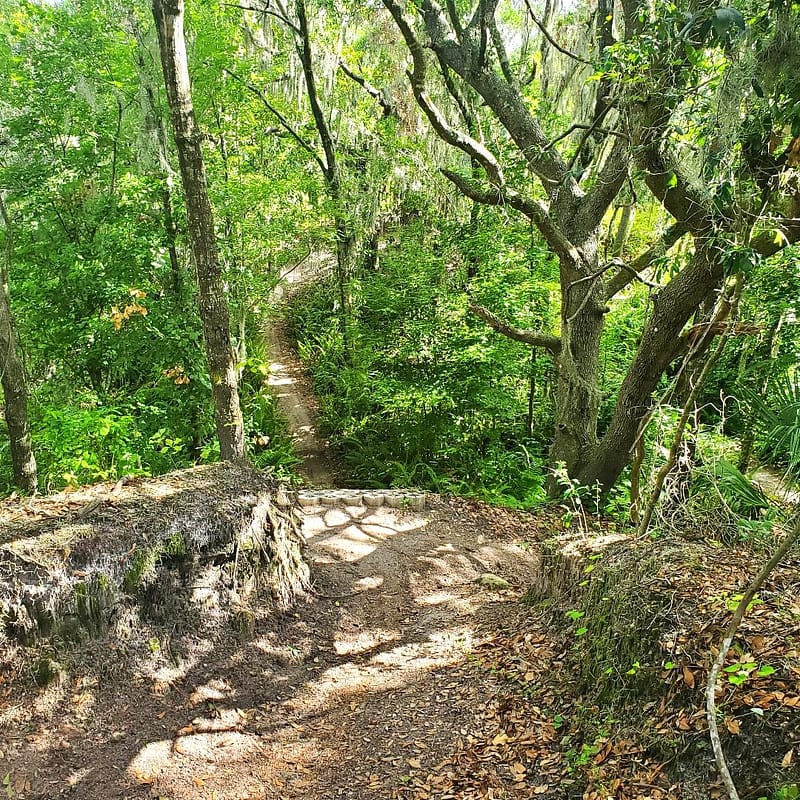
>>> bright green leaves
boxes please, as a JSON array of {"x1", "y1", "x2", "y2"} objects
[
  {"x1": 724, "y1": 660, "x2": 775, "y2": 686},
  {"x1": 722, "y1": 246, "x2": 760, "y2": 277}
]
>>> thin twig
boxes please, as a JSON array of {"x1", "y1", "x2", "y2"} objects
[
  {"x1": 637, "y1": 278, "x2": 743, "y2": 535},
  {"x1": 706, "y1": 514, "x2": 800, "y2": 800},
  {"x1": 222, "y1": 2, "x2": 301, "y2": 34},
  {"x1": 545, "y1": 121, "x2": 626, "y2": 153},
  {"x1": 523, "y1": 0, "x2": 593, "y2": 65}
]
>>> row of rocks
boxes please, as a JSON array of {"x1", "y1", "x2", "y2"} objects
[{"x1": 296, "y1": 489, "x2": 427, "y2": 511}]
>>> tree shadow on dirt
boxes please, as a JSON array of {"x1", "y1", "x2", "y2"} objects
[{"x1": 1, "y1": 491, "x2": 543, "y2": 800}]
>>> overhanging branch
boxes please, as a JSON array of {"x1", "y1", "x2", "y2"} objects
[
  {"x1": 470, "y1": 303, "x2": 561, "y2": 355},
  {"x1": 523, "y1": 0, "x2": 593, "y2": 65},
  {"x1": 223, "y1": 68, "x2": 327, "y2": 176},
  {"x1": 339, "y1": 61, "x2": 395, "y2": 117},
  {"x1": 605, "y1": 221, "x2": 689, "y2": 299},
  {"x1": 382, "y1": 0, "x2": 504, "y2": 185},
  {"x1": 441, "y1": 169, "x2": 579, "y2": 266}
]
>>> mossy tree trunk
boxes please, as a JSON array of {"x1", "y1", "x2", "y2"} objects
[
  {"x1": 152, "y1": 0, "x2": 247, "y2": 463},
  {"x1": 0, "y1": 194, "x2": 37, "y2": 495}
]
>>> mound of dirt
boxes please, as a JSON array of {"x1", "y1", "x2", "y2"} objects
[{"x1": 0, "y1": 464, "x2": 308, "y2": 653}]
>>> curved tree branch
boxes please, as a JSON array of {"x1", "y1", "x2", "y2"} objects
[
  {"x1": 223, "y1": 68, "x2": 327, "y2": 176},
  {"x1": 441, "y1": 169, "x2": 579, "y2": 266},
  {"x1": 469, "y1": 303, "x2": 561, "y2": 355},
  {"x1": 339, "y1": 60, "x2": 395, "y2": 117},
  {"x1": 523, "y1": 0, "x2": 592, "y2": 65},
  {"x1": 605, "y1": 221, "x2": 689, "y2": 299},
  {"x1": 382, "y1": 0, "x2": 504, "y2": 186}
]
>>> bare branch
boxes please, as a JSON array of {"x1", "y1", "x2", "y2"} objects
[
  {"x1": 545, "y1": 121, "x2": 626, "y2": 153},
  {"x1": 489, "y1": 12, "x2": 515, "y2": 85},
  {"x1": 605, "y1": 221, "x2": 689, "y2": 299},
  {"x1": 383, "y1": 0, "x2": 504, "y2": 185},
  {"x1": 222, "y1": 2, "x2": 301, "y2": 35},
  {"x1": 469, "y1": 303, "x2": 561, "y2": 355},
  {"x1": 442, "y1": 169, "x2": 580, "y2": 266},
  {"x1": 706, "y1": 514, "x2": 800, "y2": 800},
  {"x1": 339, "y1": 61, "x2": 395, "y2": 117},
  {"x1": 295, "y1": 0, "x2": 337, "y2": 184},
  {"x1": 444, "y1": 0, "x2": 464, "y2": 40},
  {"x1": 577, "y1": 135, "x2": 630, "y2": 229},
  {"x1": 223, "y1": 68, "x2": 327, "y2": 176},
  {"x1": 523, "y1": 0, "x2": 593, "y2": 66},
  {"x1": 414, "y1": 0, "x2": 572, "y2": 189}
]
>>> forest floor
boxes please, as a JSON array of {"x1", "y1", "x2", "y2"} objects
[
  {"x1": 1, "y1": 492, "x2": 574, "y2": 800},
  {"x1": 3, "y1": 483, "x2": 798, "y2": 800}
]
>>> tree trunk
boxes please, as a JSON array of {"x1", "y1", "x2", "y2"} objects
[
  {"x1": 152, "y1": 0, "x2": 247, "y2": 464},
  {"x1": 611, "y1": 204, "x2": 635, "y2": 257},
  {"x1": 549, "y1": 241, "x2": 605, "y2": 480},
  {"x1": 130, "y1": 14, "x2": 183, "y2": 297},
  {"x1": 578, "y1": 241, "x2": 724, "y2": 492},
  {"x1": 0, "y1": 195, "x2": 38, "y2": 494}
]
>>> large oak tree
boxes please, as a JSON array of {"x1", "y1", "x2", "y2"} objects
[{"x1": 381, "y1": 0, "x2": 800, "y2": 493}]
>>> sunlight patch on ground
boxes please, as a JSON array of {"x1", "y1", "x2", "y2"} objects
[
  {"x1": 333, "y1": 627, "x2": 401, "y2": 656},
  {"x1": 301, "y1": 506, "x2": 430, "y2": 566},
  {"x1": 314, "y1": 527, "x2": 379, "y2": 561},
  {"x1": 354, "y1": 574, "x2": 384, "y2": 590},
  {"x1": 301, "y1": 625, "x2": 472, "y2": 716},
  {"x1": 189, "y1": 678, "x2": 234, "y2": 705},
  {"x1": 414, "y1": 590, "x2": 458, "y2": 606},
  {"x1": 129, "y1": 730, "x2": 266, "y2": 798}
]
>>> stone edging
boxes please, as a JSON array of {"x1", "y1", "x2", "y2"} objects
[{"x1": 296, "y1": 489, "x2": 426, "y2": 511}]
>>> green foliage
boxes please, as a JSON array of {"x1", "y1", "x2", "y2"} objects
[
  {"x1": 288, "y1": 217, "x2": 551, "y2": 506},
  {"x1": 746, "y1": 375, "x2": 800, "y2": 480},
  {"x1": 693, "y1": 459, "x2": 770, "y2": 517}
]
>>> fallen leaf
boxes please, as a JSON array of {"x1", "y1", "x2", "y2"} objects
[
  {"x1": 682, "y1": 665, "x2": 695, "y2": 689},
  {"x1": 782, "y1": 749, "x2": 794, "y2": 768},
  {"x1": 725, "y1": 718, "x2": 740, "y2": 735},
  {"x1": 407, "y1": 758, "x2": 421, "y2": 769}
]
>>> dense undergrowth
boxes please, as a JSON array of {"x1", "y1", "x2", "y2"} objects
[
  {"x1": 285, "y1": 217, "x2": 556, "y2": 506},
  {"x1": 0, "y1": 297, "x2": 297, "y2": 494}
]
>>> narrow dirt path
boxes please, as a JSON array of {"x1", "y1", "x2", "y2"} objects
[
  {"x1": 750, "y1": 465, "x2": 800, "y2": 504},
  {"x1": 265, "y1": 263, "x2": 338, "y2": 488},
  {"x1": 266, "y1": 315, "x2": 337, "y2": 488}
]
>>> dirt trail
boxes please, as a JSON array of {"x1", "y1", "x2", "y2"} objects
[
  {"x1": 0, "y1": 497, "x2": 547, "y2": 800},
  {"x1": 265, "y1": 262, "x2": 338, "y2": 488},
  {"x1": 751, "y1": 465, "x2": 800, "y2": 504}
]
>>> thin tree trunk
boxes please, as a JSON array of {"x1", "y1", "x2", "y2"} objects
[
  {"x1": 0, "y1": 195, "x2": 38, "y2": 494},
  {"x1": 737, "y1": 315, "x2": 782, "y2": 472},
  {"x1": 130, "y1": 15, "x2": 183, "y2": 296},
  {"x1": 637, "y1": 279, "x2": 742, "y2": 535},
  {"x1": 548, "y1": 235, "x2": 605, "y2": 484},
  {"x1": 152, "y1": 0, "x2": 247, "y2": 464},
  {"x1": 611, "y1": 204, "x2": 635, "y2": 257},
  {"x1": 294, "y1": 0, "x2": 352, "y2": 361}
]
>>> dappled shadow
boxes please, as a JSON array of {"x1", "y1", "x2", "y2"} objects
[{"x1": 1, "y1": 495, "x2": 545, "y2": 800}]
